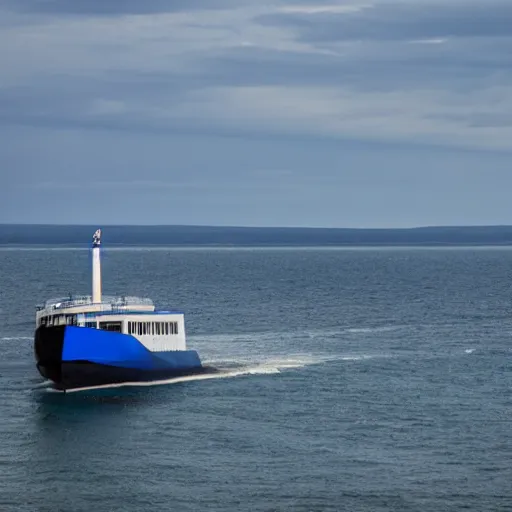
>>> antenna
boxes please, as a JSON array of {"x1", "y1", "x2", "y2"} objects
[
  {"x1": 92, "y1": 229, "x2": 102, "y2": 303},
  {"x1": 92, "y1": 229, "x2": 101, "y2": 248}
]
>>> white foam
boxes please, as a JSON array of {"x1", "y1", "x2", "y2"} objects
[
  {"x1": 346, "y1": 326, "x2": 402, "y2": 334},
  {"x1": 465, "y1": 349, "x2": 476, "y2": 354},
  {"x1": 1, "y1": 336, "x2": 32, "y2": 341},
  {"x1": 33, "y1": 380, "x2": 54, "y2": 389},
  {"x1": 50, "y1": 368, "x2": 266, "y2": 393},
  {"x1": 339, "y1": 354, "x2": 387, "y2": 361},
  {"x1": 43, "y1": 356, "x2": 326, "y2": 394}
]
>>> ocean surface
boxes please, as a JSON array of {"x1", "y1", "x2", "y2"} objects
[{"x1": 1, "y1": 246, "x2": 511, "y2": 511}]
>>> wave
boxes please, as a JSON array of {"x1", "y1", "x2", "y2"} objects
[
  {"x1": 33, "y1": 379, "x2": 54, "y2": 389},
  {"x1": 345, "y1": 326, "x2": 404, "y2": 334},
  {"x1": 1, "y1": 336, "x2": 32, "y2": 341},
  {"x1": 189, "y1": 326, "x2": 408, "y2": 354},
  {"x1": 339, "y1": 355, "x2": 379, "y2": 361},
  {"x1": 39, "y1": 355, "x2": 328, "y2": 394}
]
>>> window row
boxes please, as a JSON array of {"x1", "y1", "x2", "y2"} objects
[
  {"x1": 127, "y1": 321, "x2": 179, "y2": 336},
  {"x1": 39, "y1": 314, "x2": 77, "y2": 327}
]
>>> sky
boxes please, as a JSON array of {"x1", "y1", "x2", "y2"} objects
[{"x1": 1, "y1": 0, "x2": 512, "y2": 227}]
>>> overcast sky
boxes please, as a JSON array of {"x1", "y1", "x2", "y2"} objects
[{"x1": 1, "y1": 0, "x2": 512, "y2": 227}]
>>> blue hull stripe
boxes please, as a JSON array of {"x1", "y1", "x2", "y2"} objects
[{"x1": 62, "y1": 326, "x2": 201, "y2": 370}]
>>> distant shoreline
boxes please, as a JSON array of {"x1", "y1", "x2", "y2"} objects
[
  {"x1": 3, "y1": 224, "x2": 512, "y2": 247},
  {"x1": 3, "y1": 245, "x2": 512, "y2": 251}
]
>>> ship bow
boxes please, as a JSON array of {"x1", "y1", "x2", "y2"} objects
[{"x1": 34, "y1": 325, "x2": 66, "y2": 383}]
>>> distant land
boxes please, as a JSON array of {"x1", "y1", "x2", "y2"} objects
[{"x1": 3, "y1": 224, "x2": 512, "y2": 247}]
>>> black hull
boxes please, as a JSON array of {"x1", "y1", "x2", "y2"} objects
[
  {"x1": 38, "y1": 361, "x2": 208, "y2": 391},
  {"x1": 34, "y1": 325, "x2": 66, "y2": 383}
]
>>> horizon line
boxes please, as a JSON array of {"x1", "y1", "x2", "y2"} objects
[{"x1": 3, "y1": 223, "x2": 512, "y2": 231}]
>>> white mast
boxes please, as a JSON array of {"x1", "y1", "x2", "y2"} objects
[{"x1": 92, "y1": 229, "x2": 102, "y2": 303}]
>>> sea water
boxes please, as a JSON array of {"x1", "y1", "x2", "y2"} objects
[{"x1": 0, "y1": 246, "x2": 511, "y2": 511}]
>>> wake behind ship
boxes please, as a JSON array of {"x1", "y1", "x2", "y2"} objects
[{"x1": 34, "y1": 229, "x2": 203, "y2": 391}]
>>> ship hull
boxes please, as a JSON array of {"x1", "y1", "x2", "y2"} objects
[{"x1": 34, "y1": 325, "x2": 204, "y2": 391}]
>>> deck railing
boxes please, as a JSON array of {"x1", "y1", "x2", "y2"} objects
[{"x1": 42, "y1": 295, "x2": 154, "y2": 311}]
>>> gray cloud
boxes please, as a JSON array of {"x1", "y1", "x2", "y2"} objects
[
  {"x1": 256, "y1": 1, "x2": 512, "y2": 42},
  {"x1": 0, "y1": 0, "x2": 248, "y2": 16},
  {"x1": 3, "y1": 0, "x2": 512, "y2": 226},
  {"x1": 1, "y1": 0, "x2": 512, "y2": 153}
]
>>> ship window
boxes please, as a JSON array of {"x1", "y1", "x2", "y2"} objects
[
  {"x1": 66, "y1": 315, "x2": 77, "y2": 326},
  {"x1": 99, "y1": 321, "x2": 122, "y2": 332},
  {"x1": 138, "y1": 322, "x2": 142, "y2": 335},
  {"x1": 175, "y1": 322, "x2": 179, "y2": 335},
  {"x1": 156, "y1": 323, "x2": 160, "y2": 335},
  {"x1": 127, "y1": 322, "x2": 132, "y2": 334},
  {"x1": 165, "y1": 323, "x2": 169, "y2": 335}
]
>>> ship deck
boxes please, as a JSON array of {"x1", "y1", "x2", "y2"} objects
[{"x1": 36, "y1": 295, "x2": 157, "y2": 318}]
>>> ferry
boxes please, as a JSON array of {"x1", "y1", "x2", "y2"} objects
[{"x1": 33, "y1": 229, "x2": 204, "y2": 391}]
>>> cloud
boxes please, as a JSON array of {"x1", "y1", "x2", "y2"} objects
[
  {"x1": 89, "y1": 99, "x2": 127, "y2": 116},
  {"x1": 0, "y1": 0, "x2": 249, "y2": 16},
  {"x1": 257, "y1": 0, "x2": 512, "y2": 43},
  {"x1": 409, "y1": 38, "x2": 448, "y2": 45},
  {"x1": 277, "y1": 4, "x2": 372, "y2": 15},
  {"x1": 167, "y1": 85, "x2": 512, "y2": 150},
  {"x1": 0, "y1": 0, "x2": 512, "y2": 151}
]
